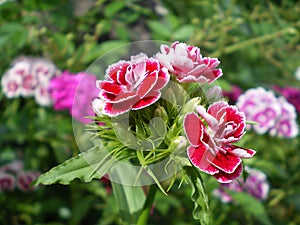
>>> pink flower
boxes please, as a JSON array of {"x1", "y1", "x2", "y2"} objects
[
  {"x1": 96, "y1": 54, "x2": 170, "y2": 116},
  {"x1": 184, "y1": 101, "x2": 256, "y2": 183},
  {"x1": 213, "y1": 167, "x2": 269, "y2": 203},
  {"x1": 16, "y1": 171, "x2": 40, "y2": 192},
  {"x1": 269, "y1": 97, "x2": 298, "y2": 138},
  {"x1": 155, "y1": 41, "x2": 222, "y2": 83},
  {"x1": 49, "y1": 70, "x2": 80, "y2": 111},
  {"x1": 0, "y1": 172, "x2": 16, "y2": 192},
  {"x1": 237, "y1": 87, "x2": 281, "y2": 134},
  {"x1": 71, "y1": 72, "x2": 99, "y2": 124},
  {"x1": 50, "y1": 71, "x2": 99, "y2": 124}
]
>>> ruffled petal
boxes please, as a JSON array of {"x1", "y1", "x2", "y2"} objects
[
  {"x1": 187, "y1": 145, "x2": 219, "y2": 175},
  {"x1": 208, "y1": 150, "x2": 242, "y2": 174},
  {"x1": 229, "y1": 146, "x2": 256, "y2": 158},
  {"x1": 132, "y1": 92, "x2": 161, "y2": 110},
  {"x1": 184, "y1": 112, "x2": 204, "y2": 146},
  {"x1": 213, "y1": 163, "x2": 243, "y2": 183}
]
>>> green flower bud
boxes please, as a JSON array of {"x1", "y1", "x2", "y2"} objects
[
  {"x1": 181, "y1": 97, "x2": 201, "y2": 114},
  {"x1": 154, "y1": 105, "x2": 169, "y2": 122}
]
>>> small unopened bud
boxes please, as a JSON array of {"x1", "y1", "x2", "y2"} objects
[
  {"x1": 181, "y1": 97, "x2": 200, "y2": 114},
  {"x1": 154, "y1": 105, "x2": 168, "y2": 122},
  {"x1": 92, "y1": 98, "x2": 105, "y2": 117}
]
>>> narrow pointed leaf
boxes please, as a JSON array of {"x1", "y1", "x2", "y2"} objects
[{"x1": 185, "y1": 166, "x2": 210, "y2": 225}]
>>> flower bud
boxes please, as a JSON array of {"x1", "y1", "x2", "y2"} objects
[
  {"x1": 92, "y1": 98, "x2": 105, "y2": 117},
  {"x1": 181, "y1": 97, "x2": 200, "y2": 114},
  {"x1": 154, "y1": 105, "x2": 168, "y2": 122}
]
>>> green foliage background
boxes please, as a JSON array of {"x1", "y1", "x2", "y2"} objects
[{"x1": 0, "y1": 0, "x2": 299, "y2": 225}]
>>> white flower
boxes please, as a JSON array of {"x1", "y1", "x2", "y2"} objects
[
  {"x1": 34, "y1": 83, "x2": 52, "y2": 106},
  {"x1": 1, "y1": 72, "x2": 22, "y2": 98}
]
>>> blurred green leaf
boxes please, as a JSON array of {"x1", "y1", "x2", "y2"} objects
[
  {"x1": 229, "y1": 191, "x2": 272, "y2": 225},
  {"x1": 172, "y1": 25, "x2": 194, "y2": 41},
  {"x1": 147, "y1": 20, "x2": 172, "y2": 39},
  {"x1": 104, "y1": 1, "x2": 126, "y2": 18}
]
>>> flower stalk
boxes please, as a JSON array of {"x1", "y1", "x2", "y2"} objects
[{"x1": 136, "y1": 184, "x2": 158, "y2": 225}]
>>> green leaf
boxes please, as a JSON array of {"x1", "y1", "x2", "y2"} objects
[
  {"x1": 147, "y1": 20, "x2": 172, "y2": 39},
  {"x1": 104, "y1": 1, "x2": 126, "y2": 18},
  {"x1": 111, "y1": 166, "x2": 146, "y2": 225},
  {"x1": 34, "y1": 146, "x2": 114, "y2": 185},
  {"x1": 229, "y1": 191, "x2": 272, "y2": 225},
  {"x1": 172, "y1": 25, "x2": 195, "y2": 41},
  {"x1": 185, "y1": 166, "x2": 210, "y2": 225}
]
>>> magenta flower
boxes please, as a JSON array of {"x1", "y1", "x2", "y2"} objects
[
  {"x1": 49, "y1": 70, "x2": 80, "y2": 111},
  {"x1": 213, "y1": 167, "x2": 269, "y2": 203},
  {"x1": 71, "y1": 72, "x2": 99, "y2": 124},
  {"x1": 184, "y1": 101, "x2": 256, "y2": 183},
  {"x1": 50, "y1": 71, "x2": 99, "y2": 124},
  {"x1": 0, "y1": 172, "x2": 16, "y2": 192},
  {"x1": 155, "y1": 41, "x2": 222, "y2": 83},
  {"x1": 222, "y1": 85, "x2": 242, "y2": 104},
  {"x1": 237, "y1": 87, "x2": 281, "y2": 134},
  {"x1": 16, "y1": 171, "x2": 40, "y2": 192},
  {"x1": 96, "y1": 54, "x2": 170, "y2": 116},
  {"x1": 273, "y1": 85, "x2": 300, "y2": 113}
]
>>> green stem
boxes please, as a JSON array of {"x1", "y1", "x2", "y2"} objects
[
  {"x1": 136, "y1": 185, "x2": 158, "y2": 225},
  {"x1": 213, "y1": 27, "x2": 297, "y2": 57}
]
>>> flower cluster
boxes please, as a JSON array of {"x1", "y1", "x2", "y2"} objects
[
  {"x1": 213, "y1": 167, "x2": 269, "y2": 203},
  {"x1": 0, "y1": 160, "x2": 40, "y2": 192},
  {"x1": 1, "y1": 56, "x2": 60, "y2": 106},
  {"x1": 237, "y1": 87, "x2": 298, "y2": 138},
  {"x1": 49, "y1": 70, "x2": 98, "y2": 124},
  {"x1": 92, "y1": 41, "x2": 255, "y2": 183}
]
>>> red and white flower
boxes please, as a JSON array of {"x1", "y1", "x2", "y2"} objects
[
  {"x1": 96, "y1": 54, "x2": 170, "y2": 116},
  {"x1": 184, "y1": 101, "x2": 255, "y2": 183},
  {"x1": 155, "y1": 41, "x2": 222, "y2": 83}
]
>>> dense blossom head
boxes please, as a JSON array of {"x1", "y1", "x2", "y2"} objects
[
  {"x1": 184, "y1": 101, "x2": 255, "y2": 183},
  {"x1": 1, "y1": 56, "x2": 59, "y2": 106},
  {"x1": 236, "y1": 87, "x2": 281, "y2": 134},
  {"x1": 49, "y1": 70, "x2": 80, "y2": 111},
  {"x1": 96, "y1": 53, "x2": 170, "y2": 116},
  {"x1": 213, "y1": 167, "x2": 269, "y2": 203},
  {"x1": 71, "y1": 72, "x2": 99, "y2": 124},
  {"x1": 237, "y1": 87, "x2": 298, "y2": 138},
  {"x1": 49, "y1": 71, "x2": 98, "y2": 124},
  {"x1": 155, "y1": 41, "x2": 222, "y2": 83}
]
